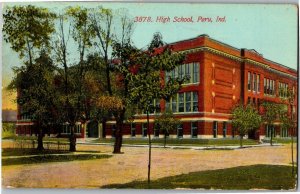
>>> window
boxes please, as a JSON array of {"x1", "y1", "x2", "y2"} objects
[
  {"x1": 185, "y1": 92, "x2": 191, "y2": 112},
  {"x1": 264, "y1": 78, "x2": 275, "y2": 96},
  {"x1": 213, "y1": 121, "x2": 218, "y2": 138},
  {"x1": 155, "y1": 99, "x2": 161, "y2": 113},
  {"x1": 177, "y1": 124, "x2": 183, "y2": 138},
  {"x1": 171, "y1": 96, "x2": 177, "y2": 112},
  {"x1": 264, "y1": 78, "x2": 267, "y2": 93},
  {"x1": 257, "y1": 74, "x2": 260, "y2": 93},
  {"x1": 165, "y1": 99, "x2": 170, "y2": 112},
  {"x1": 193, "y1": 63, "x2": 200, "y2": 83},
  {"x1": 131, "y1": 123, "x2": 136, "y2": 137},
  {"x1": 192, "y1": 92, "x2": 198, "y2": 112},
  {"x1": 248, "y1": 72, "x2": 251, "y2": 90},
  {"x1": 265, "y1": 125, "x2": 275, "y2": 138},
  {"x1": 178, "y1": 93, "x2": 184, "y2": 112},
  {"x1": 223, "y1": 122, "x2": 227, "y2": 138},
  {"x1": 191, "y1": 122, "x2": 198, "y2": 138},
  {"x1": 166, "y1": 63, "x2": 200, "y2": 84},
  {"x1": 62, "y1": 124, "x2": 70, "y2": 134},
  {"x1": 280, "y1": 128, "x2": 288, "y2": 138},
  {"x1": 185, "y1": 63, "x2": 191, "y2": 83},
  {"x1": 279, "y1": 82, "x2": 288, "y2": 98},
  {"x1": 178, "y1": 65, "x2": 184, "y2": 79},
  {"x1": 165, "y1": 71, "x2": 169, "y2": 83},
  {"x1": 253, "y1": 73, "x2": 257, "y2": 92},
  {"x1": 167, "y1": 92, "x2": 198, "y2": 113},
  {"x1": 75, "y1": 124, "x2": 81, "y2": 133},
  {"x1": 142, "y1": 123, "x2": 147, "y2": 137}
]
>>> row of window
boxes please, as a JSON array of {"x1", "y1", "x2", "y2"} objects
[
  {"x1": 62, "y1": 124, "x2": 81, "y2": 134},
  {"x1": 248, "y1": 72, "x2": 292, "y2": 98},
  {"x1": 265, "y1": 125, "x2": 289, "y2": 138},
  {"x1": 247, "y1": 72, "x2": 260, "y2": 93},
  {"x1": 129, "y1": 123, "x2": 290, "y2": 138},
  {"x1": 129, "y1": 121, "x2": 228, "y2": 138},
  {"x1": 165, "y1": 92, "x2": 198, "y2": 113},
  {"x1": 165, "y1": 63, "x2": 200, "y2": 84}
]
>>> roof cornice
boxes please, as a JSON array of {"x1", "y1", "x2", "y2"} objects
[{"x1": 179, "y1": 46, "x2": 297, "y2": 80}]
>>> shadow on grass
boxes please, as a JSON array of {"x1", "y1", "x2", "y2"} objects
[
  {"x1": 2, "y1": 153, "x2": 112, "y2": 166},
  {"x1": 2, "y1": 148, "x2": 70, "y2": 157},
  {"x1": 102, "y1": 164, "x2": 297, "y2": 190}
]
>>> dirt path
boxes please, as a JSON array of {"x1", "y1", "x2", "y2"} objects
[{"x1": 2, "y1": 142, "x2": 296, "y2": 188}]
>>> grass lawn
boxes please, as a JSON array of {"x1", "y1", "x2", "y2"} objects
[
  {"x1": 92, "y1": 138, "x2": 258, "y2": 146},
  {"x1": 273, "y1": 138, "x2": 297, "y2": 144},
  {"x1": 102, "y1": 164, "x2": 297, "y2": 190},
  {"x1": 2, "y1": 153, "x2": 112, "y2": 166}
]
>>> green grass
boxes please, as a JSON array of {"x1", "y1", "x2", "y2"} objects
[
  {"x1": 102, "y1": 164, "x2": 297, "y2": 190},
  {"x1": 92, "y1": 138, "x2": 258, "y2": 146},
  {"x1": 2, "y1": 123, "x2": 16, "y2": 139},
  {"x1": 2, "y1": 153, "x2": 112, "y2": 166},
  {"x1": 273, "y1": 138, "x2": 297, "y2": 144}
]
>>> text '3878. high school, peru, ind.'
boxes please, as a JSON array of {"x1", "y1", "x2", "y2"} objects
[{"x1": 134, "y1": 16, "x2": 226, "y2": 23}]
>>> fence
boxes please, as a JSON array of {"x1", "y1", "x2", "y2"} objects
[{"x1": 12, "y1": 139, "x2": 70, "y2": 151}]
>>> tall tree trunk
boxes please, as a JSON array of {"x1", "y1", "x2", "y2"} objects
[
  {"x1": 113, "y1": 110, "x2": 125, "y2": 154},
  {"x1": 147, "y1": 110, "x2": 151, "y2": 185},
  {"x1": 37, "y1": 122, "x2": 44, "y2": 151},
  {"x1": 69, "y1": 124, "x2": 76, "y2": 152},
  {"x1": 113, "y1": 119, "x2": 123, "y2": 154},
  {"x1": 164, "y1": 133, "x2": 167, "y2": 148},
  {"x1": 239, "y1": 135, "x2": 243, "y2": 148},
  {"x1": 270, "y1": 125, "x2": 273, "y2": 146}
]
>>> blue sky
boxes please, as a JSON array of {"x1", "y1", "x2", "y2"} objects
[{"x1": 2, "y1": 3, "x2": 298, "y2": 109}]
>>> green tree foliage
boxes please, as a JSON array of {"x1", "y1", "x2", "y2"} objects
[
  {"x1": 3, "y1": 5, "x2": 56, "y2": 65},
  {"x1": 127, "y1": 32, "x2": 186, "y2": 184},
  {"x1": 232, "y1": 104, "x2": 262, "y2": 147},
  {"x1": 261, "y1": 102, "x2": 282, "y2": 146},
  {"x1": 154, "y1": 111, "x2": 180, "y2": 147},
  {"x1": 8, "y1": 51, "x2": 59, "y2": 150}
]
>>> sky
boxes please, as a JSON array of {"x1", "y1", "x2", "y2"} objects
[{"x1": 1, "y1": 2, "x2": 298, "y2": 110}]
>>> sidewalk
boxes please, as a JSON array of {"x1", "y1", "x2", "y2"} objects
[{"x1": 76, "y1": 138, "x2": 283, "y2": 150}]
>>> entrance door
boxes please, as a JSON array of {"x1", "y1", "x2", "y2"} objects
[{"x1": 87, "y1": 121, "x2": 99, "y2": 138}]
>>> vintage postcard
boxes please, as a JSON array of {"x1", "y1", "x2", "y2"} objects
[{"x1": 1, "y1": 2, "x2": 298, "y2": 190}]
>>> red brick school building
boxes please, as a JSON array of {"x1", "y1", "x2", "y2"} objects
[{"x1": 16, "y1": 34, "x2": 298, "y2": 140}]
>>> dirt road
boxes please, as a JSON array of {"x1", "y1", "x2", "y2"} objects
[{"x1": 2, "y1": 142, "x2": 296, "y2": 188}]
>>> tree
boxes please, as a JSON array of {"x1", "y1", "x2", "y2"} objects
[
  {"x1": 53, "y1": 7, "x2": 96, "y2": 151},
  {"x1": 278, "y1": 87, "x2": 297, "y2": 177},
  {"x1": 261, "y1": 102, "x2": 281, "y2": 146},
  {"x1": 154, "y1": 111, "x2": 180, "y2": 148},
  {"x1": 3, "y1": 5, "x2": 56, "y2": 151},
  {"x1": 232, "y1": 104, "x2": 262, "y2": 147},
  {"x1": 3, "y1": 5, "x2": 56, "y2": 66},
  {"x1": 88, "y1": 7, "x2": 136, "y2": 153},
  {"x1": 127, "y1": 33, "x2": 186, "y2": 184},
  {"x1": 8, "y1": 51, "x2": 59, "y2": 150}
]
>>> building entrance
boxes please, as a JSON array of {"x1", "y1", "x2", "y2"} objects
[{"x1": 87, "y1": 121, "x2": 99, "y2": 138}]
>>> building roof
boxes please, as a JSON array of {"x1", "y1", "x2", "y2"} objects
[{"x1": 168, "y1": 34, "x2": 297, "y2": 78}]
